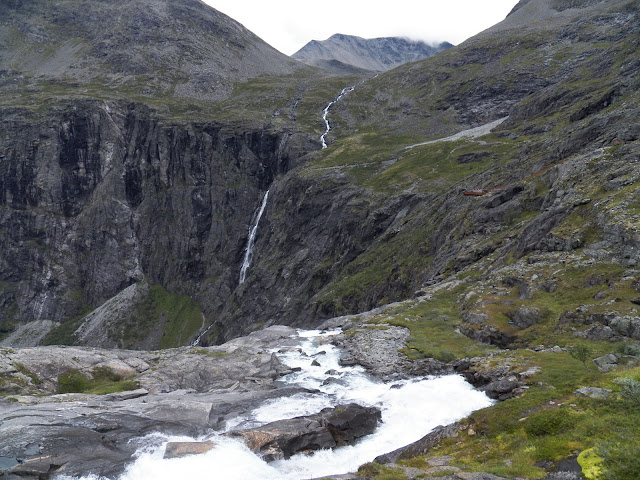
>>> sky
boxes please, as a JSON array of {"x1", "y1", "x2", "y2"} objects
[{"x1": 203, "y1": 0, "x2": 521, "y2": 55}]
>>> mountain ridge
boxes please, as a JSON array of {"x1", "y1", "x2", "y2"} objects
[
  {"x1": 292, "y1": 33, "x2": 452, "y2": 73},
  {"x1": 0, "y1": 0, "x2": 301, "y2": 101}
]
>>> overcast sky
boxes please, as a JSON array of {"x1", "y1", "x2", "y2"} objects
[{"x1": 203, "y1": 0, "x2": 521, "y2": 55}]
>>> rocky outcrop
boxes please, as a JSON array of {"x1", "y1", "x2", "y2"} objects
[
  {"x1": 375, "y1": 422, "x2": 462, "y2": 464},
  {"x1": 228, "y1": 403, "x2": 381, "y2": 461},
  {"x1": 0, "y1": 326, "x2": 322, "y2": 477}
]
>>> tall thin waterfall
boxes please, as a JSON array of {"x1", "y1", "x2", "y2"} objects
[
  {"x1": 320, "y1": 86, "x2": 355, "y2": 149},
  {"x1": 239, "y1": 190, "x2": 270, "y2": 284}
]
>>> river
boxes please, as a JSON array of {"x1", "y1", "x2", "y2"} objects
[{"x1": 59, "y1": 329, "x2": 493, "y2": 480}]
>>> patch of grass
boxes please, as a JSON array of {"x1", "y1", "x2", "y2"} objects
[
  {"x1": 13, "y1": 362, "x2": 42, "y2": 386},
  {"x1": 110, "y1": 283, "x2": 204, "y2": 349},
  {"x1": 40, "y1": 314, "x2": 86, "y2": 346},
  {"x1": 578, "y1": 448, "x2": 604, "y2": 480},
  {"x1": 382, "y1": 289, "x2": 497, "y2": 361},
  {"x1": 57, "y1": 366, "x2": 139, "y2": 394},
  {"x1": 356, "y1": 462, "x2": 407, "y2": 480},
  {"x1": 190, "y1": 348, "x2": 228, "y2": 357}
]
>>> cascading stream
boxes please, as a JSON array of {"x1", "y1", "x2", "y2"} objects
[
  {"x1": 239, "y1": 189, "x2": 270, "y2": 284},
  {"x1": 320, "y1": 86, "x2": 355, "y2": 148},
  {"x1": 69, "y1": 329, "x2": 494, "y2": 480}
]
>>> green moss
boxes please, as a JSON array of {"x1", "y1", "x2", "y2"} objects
[
  {"x1": 40, "y1": 314, "x2": 86, "y2": 346},
  {"x1": 57, "y1": 366, "x2": 139, "y2": 394},
  {"x1": 578, "y1": 448, "x2": 604, "y2": 480},
  {"x1": 107, "y1": 283, "x2": 204, "y2": 349},
  {"x1": 13, "y1": 362, "x2": 42, "y2": 386},
  {"x1": 356, "y1": 463, "x2": 407, "y2": 480}
]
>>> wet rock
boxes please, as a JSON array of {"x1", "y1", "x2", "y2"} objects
[
  {"x1": 163, "y1": 441, "x2": 215, "y2": 459},
  {"x1": 227, "y1": 403, "x2": 381, "y2": 461},
  {"x1": 207, "y1": 387, "x2": 317, "y2": 430},
  {"x1": 332, "y1": 326, "x2": 412, "y2": 380},
  {"x1": 375, "y1": 422, "x2": 462, "y2": 464}
]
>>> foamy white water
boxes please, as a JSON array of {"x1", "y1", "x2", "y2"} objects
[
  {"x1": 320, "y1": 86, "x2": 355, "y2": 148},
  {"x1": 57, "y1": 329, "x2": 493, "y2": 480}
]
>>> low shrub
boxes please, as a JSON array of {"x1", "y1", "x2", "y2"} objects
[{"x1": 524, "y1": 409, "x2": 574, "y2": 437}]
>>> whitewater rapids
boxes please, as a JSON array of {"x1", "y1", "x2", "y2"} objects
[{"x1": 58, "y1": 329, "x2": 493, "y2": 480}]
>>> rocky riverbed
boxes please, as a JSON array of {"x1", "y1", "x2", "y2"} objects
[{"x1": 0, "y1": 323, "x2": 511, "y2": 480}]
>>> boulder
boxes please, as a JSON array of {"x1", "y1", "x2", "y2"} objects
[
  {"x1": 609, "y1": 316, "x2": 640, "y2": 339},
  {"x1": 575, "y1": 387, "x2": 612, "y2": 400},
  {"x1": 164, "y1": 441, "x2": 215, "y2": 459},
  {"x1": 510, "y1": 307, "x2": 541, "y2": 329},
  {"x1": 375, "y1": 422, "x2": 461, "y2": 464},
  {"x1": 481, "y1": 379, "x2": 522, "y2": 400},
  {"x1": 462, "y1": 312, "x2": 489, "y2": 325},
  {"x1": 574, "y1": 325, "x2": 615, "y2": 341},
  {"x1": 459, "y1": 325, "x2": 516, "y2": 348},
  {"x1": 593, "y1": 353, "x2": 620, "y2": 372},
  {"x1": 227, "y1": 403, "x2": 381, "y2": 461}
]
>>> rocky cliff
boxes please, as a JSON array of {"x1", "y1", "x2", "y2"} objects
[
  {"x1": 292, "y1": 33, "x2": 452, "y2": 73},
  {"x1": 0, "y1": 0, "x2": 638, "y2": 353}
]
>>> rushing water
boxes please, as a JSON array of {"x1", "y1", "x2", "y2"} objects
[
  {"x1": 320, "y1": 86, "x2": 355, "y2": 149},
  {"x1": 239, "y1": 189, "x2": 270, "y2": 284},
  {"x1": 60, "y1": 329, "x2": 493, "y2": 480}
]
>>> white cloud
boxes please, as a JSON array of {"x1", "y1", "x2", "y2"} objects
[{"x1": 203, "y1": 0, "x2": 520, "y2": 54}]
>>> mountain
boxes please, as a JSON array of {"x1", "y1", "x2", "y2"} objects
[
  {"x1": 0, "y1": 0, "x2": 300, "y2": 101},
  {"x1": 1, "y1": 0, "x2": 640, "y2": 477},
  {"x1": 292, "y1": 33, "x2": 452, "y2": 73},
  {"x1": 0, "y1": 0, "x2": 636, "y2": 350}
]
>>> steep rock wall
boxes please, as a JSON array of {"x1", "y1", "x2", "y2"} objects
[{"x1": 0, "y1": 100, "x2": 313, "y2": 344}]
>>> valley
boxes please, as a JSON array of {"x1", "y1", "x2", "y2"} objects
[{"x1": 1, "y1": 0, "x2": 639, "y2": 478}]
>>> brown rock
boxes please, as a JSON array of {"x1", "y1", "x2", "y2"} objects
[{"x1": 163, "y1": 441, "x2": 216, "y2": 459}]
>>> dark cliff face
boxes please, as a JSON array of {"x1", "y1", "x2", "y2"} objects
[{"x1": 0, "y1": 100, "x2": 314, "y2": 341}]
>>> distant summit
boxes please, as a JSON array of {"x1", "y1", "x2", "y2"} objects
[
  {"x1": 292, "y1": 34, "x2": 452, "y2": 73},
  {"x1": 0, "y1": 0, "x2": 300, "y2": 101}
]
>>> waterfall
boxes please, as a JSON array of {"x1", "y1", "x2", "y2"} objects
[
  {"x1": 190, "y1": 321, "x2": 215, "y2": 347},
  {"x1": 320, "y1": 86, "x2": 355, "y2": 149},
  {"x1": 239, "y1": 190, "x2": 270, "y2": 284}
]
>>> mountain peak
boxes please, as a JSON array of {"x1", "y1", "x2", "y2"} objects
[
  {"x1": 0, "y1": 0, "x2": 300, "y2": 100},
  {"x1": 292, "y1": 33, "x2": 451, "y2": 73}
]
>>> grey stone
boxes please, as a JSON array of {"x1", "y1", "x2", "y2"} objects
[
  {"x1": 593, "y1": 353, "x2": 620, "y2": 372},
  {"x1": 462, "y1": 312, "x2": 489, "y2": 325},
  {"x1": 375, "y1": 423, "x2": 462, "y2": 464},
  {"x1": 511, "y1": 307, "x2": 541, "y2": 329},
  {"x1": 228, "y1": 404, "x2": 381, "y2": 461},
  {"x1": 575, "y1": 387, "x2": 612, "y2": 399}
]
